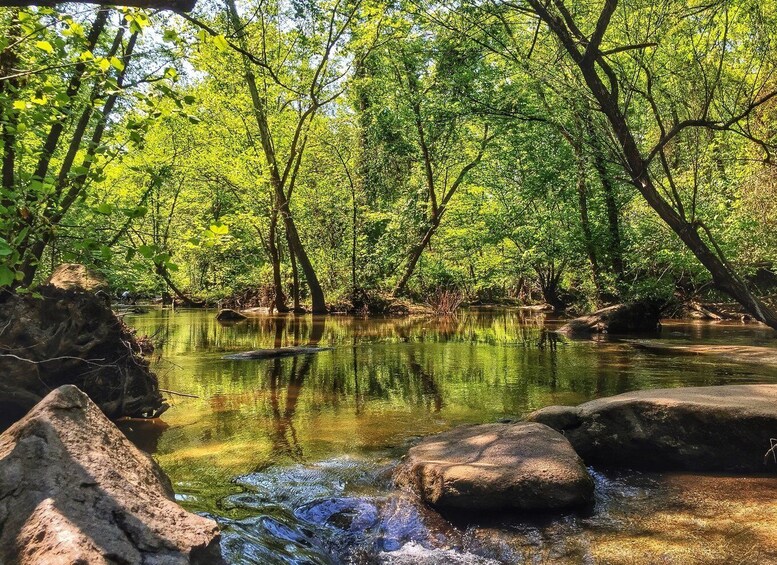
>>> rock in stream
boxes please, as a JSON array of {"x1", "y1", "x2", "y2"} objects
[{"x1": 0, "y1": 385, "x2": 222, "y2": 564}]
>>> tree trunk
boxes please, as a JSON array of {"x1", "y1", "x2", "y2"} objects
[
  {"x1": 279, "y1": 204, "x2": 326, "y2": 313},
  {"x1": 18, "y1": 27, "x2": 135, "y2": 286},
  {"x1": 394, "y1": 214, "x2": 441, "y2": 296},
  {"x1": 286, "y1": 229, "x2": 302, "y2": 312},
  {"x1": 268, "y1": 208, "x2": 289, "y2": 313},
  {"x1": 536, "y1": 263, "x2": 565, "y2": 313},
  {"x1": 155, "y1": 264, "x2": 202, "y2": 307},
  {"x1": 573, "y1": 144, "x2": 603, "y2": 299},
  {"x1": 589, "y1": 129, "x2": 625, "y2": 280}
]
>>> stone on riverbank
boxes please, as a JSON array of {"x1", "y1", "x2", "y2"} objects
[
  {"x1": 48, "y1": 262, "x2": 108, "y2": 292},
  {"x1": 395, "y1": 422, "x2": 594, "y2": 511},
  {"x1": 216, "y1": 308, "x2": 248, "y2": 322},
  {"x1": 0, "y1": 285, "x2": 167, "y2": 429},
  {"x1": 0, "y1": 385, "x2": 222, "y2": 565},
  {"x1": 557, "y1": 302, "x2": 661, "y2": 336},
  {"x1": 527, "y1": 384, "x2": 777, "y2": 472}
]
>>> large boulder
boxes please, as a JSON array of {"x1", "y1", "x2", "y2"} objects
[
  {"x1": 0, "y1": 385, "x2": 222, "y2": 564},
  {"x1": 48, "y1": 263, "x2": 108, "y2": 292},
  {"x1": 0, "y1": 285, "x2": 167, "y2": 428},
  {"x1": 527, "y1": 384, "x2": 777, "y2": 472},
  {"x1": 395, "y1": 422, "x2": 594, "y2": 511},
  {"x1": 557, "y1": 302, "x2": 661, "y2": 336}
]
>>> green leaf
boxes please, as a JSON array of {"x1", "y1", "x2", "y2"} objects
[
  {"x1": 109, "y1": 56, "x2": 125, "y2": 72},
  {"x1": 138, "y1": 244, "x2": 155, "y2": 259},
  {"x1": 125, "y1": 205, "x2": 148, "y2": 218},
  {"x1": 209, "y1": 222, "x2": 229, "y2": 235},
  {"x1": 213, "y1": 35, "x2": 229, "y2": 51},
  {"x1": 0, "y1": 266, "x2": 15, "y2": 286},
  {"x1": 96, "y1": 202, "x2": 114, "y2": 215},
  {"x1": 0, "y1": 238, "x2": 13, "y2": 256},
  {"x1": 98, "y1": 58, "x2": 111, "y2": 73},
  {"x1": 35, "y1": 40, "x2": 54, "y2": 54}
]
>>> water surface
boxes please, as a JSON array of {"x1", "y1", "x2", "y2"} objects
[{"x1": 123, "y1": 308, "x2": 777, "y2": 564}]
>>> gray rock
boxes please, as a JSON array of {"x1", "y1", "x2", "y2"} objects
[
  {"x1": 527, "y1": 384, "x2": 777, "y2": 472},
  {"x1": 395, "y1": 422, "x2": 594, "y2": 511},
  {"x1": 48, "y1": 263, "x2": 108, "y2": 292},
  {"x1": 0, "y1": 385, "x2": 222, "y2": 565}
]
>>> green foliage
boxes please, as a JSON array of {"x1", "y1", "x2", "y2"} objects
[{"x1": 0, "y1": 0, "x2": 775, "y2": 312}]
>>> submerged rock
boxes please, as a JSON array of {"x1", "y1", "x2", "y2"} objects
[
  {"x1": 223, "y1": 457, "x2": 459, "y2": 563},
  {"x1": 527, "y1": 384, "x2": 777, "y2": 472},
  {"x1": 223, "y1": 346, "x2": 331, "y2": 360},
  {"x1": 216, "y1": 308, "x2": 248, "y2": 322},
  {"x1": 0, "y1": 285, "x2": 167, "y2": 428},
  {"x1": 557, "y1": 302, "x2": 661, "y2": 336},
  {"x1": 628, "y1": 341, "x2": 777, "y2": 368},
  {"x1": 0, "y1": 385, "x2": 222, "y2": 564},
  {"x1": 395, "y1": 422, "x2": 594, "y2": 511}
]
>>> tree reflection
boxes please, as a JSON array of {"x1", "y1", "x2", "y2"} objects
[{"x1": 264, "y1": 316, "x2": 326, "y2": 462}]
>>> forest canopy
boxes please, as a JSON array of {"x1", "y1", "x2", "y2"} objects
[{"x1": 1, "y1": 0, "x2": 776, "y2": 324}]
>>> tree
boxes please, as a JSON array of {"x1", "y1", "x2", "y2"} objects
[{"x1": 515, "y1": 0, "x2": 777, "y2": 328}]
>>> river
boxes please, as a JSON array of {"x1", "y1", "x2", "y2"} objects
[{"x1": 122, "y1": 308, "x2": 777, "y2": 564}]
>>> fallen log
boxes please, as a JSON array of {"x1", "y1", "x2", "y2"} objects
[{"x1": 223, "y1": 346, "x2": 331, "y2": 360}]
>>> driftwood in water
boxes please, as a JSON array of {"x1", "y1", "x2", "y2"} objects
[
  {"x1": 0, "y1": 285, "x2": 168, "y2": 430},
  {"x1": 223, "y1": 346, "x2": 330, "y2": 360}
]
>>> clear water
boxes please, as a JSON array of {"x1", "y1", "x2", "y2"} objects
[{"x1": 122, "y1": 308, "x2": 777, "y2": 564}]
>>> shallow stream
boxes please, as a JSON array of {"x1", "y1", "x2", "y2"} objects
[{"x1": 123, "y1": 308, "x2": 777, "y2": 564}]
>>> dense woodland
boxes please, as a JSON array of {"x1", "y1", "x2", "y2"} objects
[{"x1": 1, "y1": 0, "x2": 777, "y2": 323}]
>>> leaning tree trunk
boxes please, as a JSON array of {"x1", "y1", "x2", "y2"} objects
[
  {"x1": 279, "y1": 204, "x2": 327, "y2": 313},
  {"x1": 394, "y1": 215, "x2": 440, "y2": 297}
]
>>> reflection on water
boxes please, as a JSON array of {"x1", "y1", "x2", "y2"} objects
[{"x1": 124, "y1": 308, "x2": 777, "y2": 564}]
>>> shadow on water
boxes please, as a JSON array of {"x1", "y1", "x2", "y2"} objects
[{"x1": 122, "y1": 308, "x2": 777, "y2": 564}]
